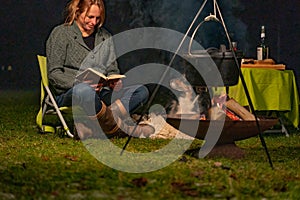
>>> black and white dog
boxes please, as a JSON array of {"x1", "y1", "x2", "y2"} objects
[{"x1": 168, "y1": 75, "x2": 211, "y2": 117}]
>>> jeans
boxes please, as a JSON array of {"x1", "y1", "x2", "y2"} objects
[{"x1": 56, "y1": 83, "x2": 149, "y2": 116}]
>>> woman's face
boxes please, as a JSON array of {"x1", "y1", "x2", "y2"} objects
[{"x1": 76, "y1": 4, "x2": 101, "y2": 36}]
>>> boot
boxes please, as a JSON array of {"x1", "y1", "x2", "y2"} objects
[
  {"x1": 93, "y1": 101, "x2": 155, "y2": 138},
  {"x1": 93, "y1": 101, "x2": 120, "y2": 135},
  {"x1": 108, "y1": 99, "x2": 127, "y2": 119},
  {"x1": 74, "y1": 121, "x2": 94, "y2": 140}
]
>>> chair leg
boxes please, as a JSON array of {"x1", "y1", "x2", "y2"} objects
[
  {"x1": 277, "y1": 114, "x2": 290, "y2": 137},
  {"x1": 42, "y1": 95, "x2": 49, "y2": 119},
  {"x1": 44, "y1": 86, "x2": 74, "y2": 138},
  {"x1": 264, "y1": 111, "x2": 290, "y2": 137}
]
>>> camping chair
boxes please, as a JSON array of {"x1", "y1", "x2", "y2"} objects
[{"x1": 36, "y1": 55, "x2": 74, "y2": 138}]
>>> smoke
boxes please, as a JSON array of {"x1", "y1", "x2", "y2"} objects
[
  {"x1": 106, "y1": 0, "x2": 248, "y2": 51},
  {"x1": 104, "y1": 0, "x2": 249, "y2": 87}
]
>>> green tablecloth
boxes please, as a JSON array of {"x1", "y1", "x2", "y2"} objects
[{"x1": 228, "y1": 68, "x2": 299, "y2": 128}]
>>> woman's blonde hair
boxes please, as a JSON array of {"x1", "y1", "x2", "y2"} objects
[{"x1": 64, "y1": 0, "x2": 105, "y2": 27}]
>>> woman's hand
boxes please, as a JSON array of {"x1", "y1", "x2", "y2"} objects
[
  {"x1": 108, "y1": 79, "x2": 123, "y2": 92},
  {"x1": 83, "y1": 80, "x2": 104, "y2": 92},
  {"x1": 91, "y1": 83, "x2": 104, "y2": 92}
]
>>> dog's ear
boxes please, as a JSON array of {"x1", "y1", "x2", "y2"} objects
[
  {"x1": 180, "y1": 73, "x2": 189, "y2": 84},
  {"x1": 170, "y1": 75, "x2": 193, "y2": 92}
]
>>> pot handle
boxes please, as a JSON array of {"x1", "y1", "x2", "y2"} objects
[{"x1": 188, "y1": 18, "x2": 222, "y2": 56}]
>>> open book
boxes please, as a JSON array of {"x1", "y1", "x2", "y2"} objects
[{"x1": 76, "y1": 68, "x2": 126, "y2": 83}]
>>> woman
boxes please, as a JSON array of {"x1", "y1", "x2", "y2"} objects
[{"x1": 46, "y1": 0, "x2": 154, "y2": 138}]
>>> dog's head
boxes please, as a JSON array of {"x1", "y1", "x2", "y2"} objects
[{"x1": 169, "y1": 75, "x2": 193, "y2": 96}]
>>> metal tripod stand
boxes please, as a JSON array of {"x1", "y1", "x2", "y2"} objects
[
  {"x1": 122, "y1": 0, "x2": 274, "y2": 168},
  {"x1": 197, "y1": 0, "x2": 273, "y2": 168}
]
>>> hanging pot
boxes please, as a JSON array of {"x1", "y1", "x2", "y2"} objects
[{"x1": 183, "y1": 19, "x2": 243, "y2": 87}]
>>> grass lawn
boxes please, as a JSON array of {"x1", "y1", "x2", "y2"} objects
[{"x1": 0, "y1": 89, "x2": 299, "y2": 199}]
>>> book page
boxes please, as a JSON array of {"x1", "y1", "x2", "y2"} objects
[
  {"x1": 76, "y1": 68, "x2": 126, "y2": 83},
  {"x1": 76, "y1": 68, "x2": 106, "y2": 83},
  {"x1": 107, "y1": 74, "x2": 126, "y2": 80}
]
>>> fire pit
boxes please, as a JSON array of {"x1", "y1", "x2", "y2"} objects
[
  {"x1": 166, "y1": 115, "x2": 278, "y2": 158},
  {"x1": 166, "y1": 74, "x2": 278, "y2": 158}
]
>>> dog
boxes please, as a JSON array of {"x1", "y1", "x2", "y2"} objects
[
  {"x1": 167, "y1": 74, "x2": 212, "y2": 119},
  {"x1": 169, "y1": 75, "x2": 199, "y2": 115}
]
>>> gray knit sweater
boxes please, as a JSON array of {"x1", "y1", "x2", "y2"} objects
[{"x1": 46, "y1": 22, "x2": 119, "y2": 95}]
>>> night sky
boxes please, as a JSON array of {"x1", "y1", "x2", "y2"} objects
[{"x1": 0, "y1": 0, "x2": 299, "y2": 90}]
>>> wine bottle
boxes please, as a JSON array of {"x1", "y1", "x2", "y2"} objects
[{"x1": 257, "y1": 25, "x2": 269, "y2": 60}]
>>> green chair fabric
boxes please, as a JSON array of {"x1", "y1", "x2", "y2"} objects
[{"x1": 36, "y1": 55, "x2": 74, "y2": 138}]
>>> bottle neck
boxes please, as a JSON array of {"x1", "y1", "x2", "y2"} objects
[
  {"x1": 260, "y1": 27, "x2": 266, "y2": 45},
  {"x1": 260, "y1": 37, "x2": 265, "y2": 45}
]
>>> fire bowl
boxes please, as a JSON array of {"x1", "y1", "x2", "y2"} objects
[{"x1": 166, "y1": 115, "x2": 278, "y2": 158}]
